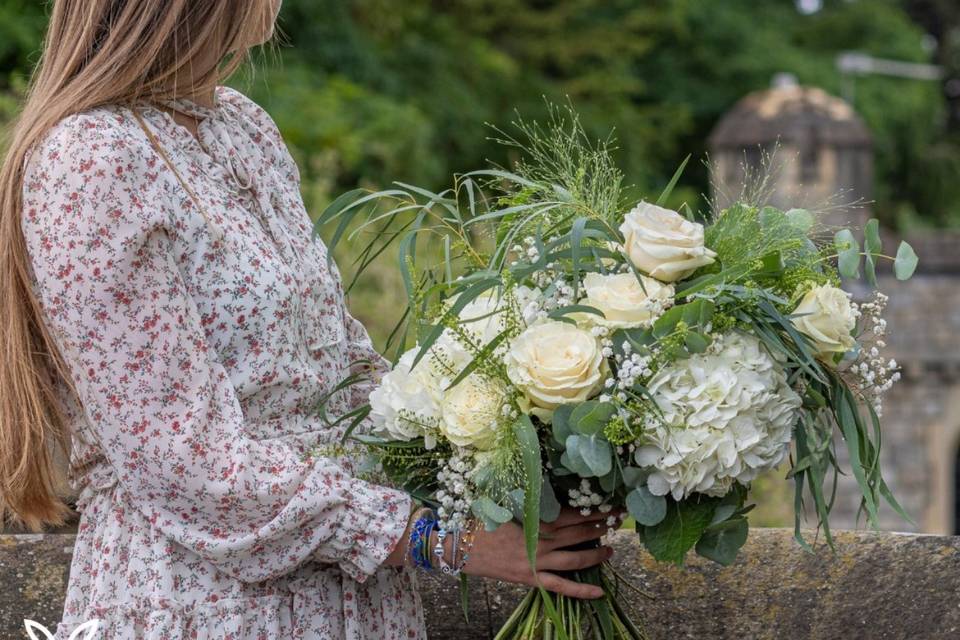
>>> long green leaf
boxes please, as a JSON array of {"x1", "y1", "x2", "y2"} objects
[
  {"x1": 656, "y1": 154, "x2": 691, "y2": 206},
  {"x1": 411, "y1": 277, "x2": 497, "y2": 369},
  {"x1": 835, "y1": 384, "x2": 879, "y2": 527},
  {"x1": 569, "y1": 217, "x2": 589, "y2": 301},
  {"x1": 538, "y1": 588, "x2": 570, "y2": 640},
  {"x1": 313, "y1": 188, "x2": 366, "y2": 229},
  {"x1": 515, "y1": 415, "x2": 543, "y2": 570}
]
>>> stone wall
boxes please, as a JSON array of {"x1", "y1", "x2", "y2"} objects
[
  {"x1": 825, "y1": 270, "x2": 960, "y2": 535},
  {"x1": 3, "y1": 529, "x2": 958, "y2": 639}
]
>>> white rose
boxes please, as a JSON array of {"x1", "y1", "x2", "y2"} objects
[
  {"x1": 504, "y1": 319, "x2": 607, "y2": 421},
  {"x1": 578, "y1": 272, "x2": 674, "y2": 329},
  {"x1": 791, "y1": 284, "x2": 856, "y2": 360},
  {"x1": 369, "y1": 347, "x2": 442, "y2": 445},
  {"x1": 450, "y1": 286, "x2": 544, "y2": 345},
  {"x1": 619, "y1": 202, "x2": 717, "y2": 282},
  {"x1": 439, "y1": 374, "x2": 507, "y2": 450}
]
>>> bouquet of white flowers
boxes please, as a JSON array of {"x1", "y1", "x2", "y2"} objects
[{"x1": 314, "y1": 105, "x2": 918, "y2": 639}]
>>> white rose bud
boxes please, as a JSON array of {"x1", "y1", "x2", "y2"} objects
[
  {"x1": 505, "y1": 319, "x2": 607, "y2": 422},
  {"x1": 448, "y1": 286, "x2": 544, "y2": 345},
  {"x1": 619, "y1": 202, "x2": 717, "y2": 282},
  {"x1": 438, "y1": 374, "x2": 507, "y2": 450},
  {"x1": 791, "y1": 284, "x2": 857, "y2": 362},
  {"x1": 578, "y1": 272, "x2": 674, "y2": 329}
]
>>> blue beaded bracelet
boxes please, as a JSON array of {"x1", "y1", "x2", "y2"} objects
[{"x1": 408, "y1": 510, "x2": 437, "y2": 571}]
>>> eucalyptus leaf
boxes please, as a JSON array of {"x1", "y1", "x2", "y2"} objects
[
  {"x1": 835, "y1": 229, "x2": 861, "y2": 279},
  {"x1": 599, "y1": 464, "x2": 621, "y2": 493},
  {"x1": 561, "y1": 436, "x2": 594, "y2": 477},
  {"x1": 864, "y1": 218, "x2": 882, "y2": 255},
  {"x1": 864, "y1": 219, "x2": 882, "y2": 287},
  {"x1": 652, "y1": 304, "x2": 685, "y2": 338},
  {"x1": 471, "y1": 497, "x2": 513, "y2": 529},
  {"x1": 865, "y1": 252, "x2": 878, "y2": 288},
  {"x1": 551, "y1": 404, "x2": 575, "y2": 447},
  {"x1": 540, "y1": 478, "x2": 561, "y2": 523},
  {"x1": 685, "y1": 332, "x2": 710, "y2": 354},
  {"x1": 622, "y1": 467, "x2": 648, "y2": 488},
  {"x1": 709, "y1": 489, "x2": 744, "y2": 526},
  {"x1": 695, "y1": 518, "x2": 749, "y2": 565},
  {"x1": 506, "y1": 489, "x2": 525, "y2": 522},
  {"x1": 626, "y1": 486, "x2": 667, "y2": 526},
  {"x1": 569, "y1": 401, "x2": 617, "y2": 436},
  {"x1": 680, "y1": 299, "x2": 716, "y2": 330},
  {"x1": 568, "y1": 434, "x2": 612, "y2": 477},
  {"x1": 785, "y1": 208, "x2": 815, "y2": 231},
  {"x1": 894, "y1": 241, "x2": 918, "y2": 280}
]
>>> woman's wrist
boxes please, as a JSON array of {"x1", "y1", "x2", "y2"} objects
[
  {"x1": 384, "y1": 502, "x2": 427, "y2": 567},
  {"x1": 383, "y1": 504, "x2": 479, "y2": 575}
]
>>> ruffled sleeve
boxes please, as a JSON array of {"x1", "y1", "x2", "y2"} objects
[{"x1": 20, "y1": 111, "x2": 412, "y2": 584}]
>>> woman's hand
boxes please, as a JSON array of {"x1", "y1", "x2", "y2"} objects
[{"x1": 460, "y1": 507, "x2": 622, "y2": 599}]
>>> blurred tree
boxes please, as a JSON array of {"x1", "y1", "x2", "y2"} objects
[
  {"x1": 0, "y1": 0, "x2": 953, "y2": 227},
  {"x1": 905, "y1": 0, "x2": 960, "y2": 131},
  {"x1": 263, "y1": 0, "x2": 944, "y2": 226},
  {"x1": 0, "y1": 0, "x2": 45, "y2": 83}
]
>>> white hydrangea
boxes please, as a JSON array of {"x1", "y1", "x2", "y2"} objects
[{"x1": 635, "y1": 331, "x2": 802, "y2": 500}]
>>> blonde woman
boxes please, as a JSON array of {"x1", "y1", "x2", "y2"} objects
[{"x1": 0, "y1": 2, "x2": 616, "y2": 638}]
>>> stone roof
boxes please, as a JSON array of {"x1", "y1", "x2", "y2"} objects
[{"x1": 709, "y1": 85, "x2": 873, "y2": 150}]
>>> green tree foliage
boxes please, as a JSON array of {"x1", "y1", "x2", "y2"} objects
[
  {"x1": 0, "y1": 0, "x2": 954, "y2": 226},
  {"x1": 258, "y1": 0, "x2": 950, "y2": 226}
]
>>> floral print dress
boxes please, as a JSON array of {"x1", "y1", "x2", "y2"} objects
[{"x1": 20, "y1": 85, "x2": 426, "y2": 639}]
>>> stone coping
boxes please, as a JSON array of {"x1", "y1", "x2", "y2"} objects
[{"x1": 2, "y1": 529, "x2": 958, "y2": 639}]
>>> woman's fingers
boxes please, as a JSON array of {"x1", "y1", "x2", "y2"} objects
[
  {"x1": 540, "y1": 522, "x2": 613, "y2": 552},
  {"x1": 534, "y1": 571, "x2": 605, "y2": 599},
  {"x1": 542, "y1": 507, "x2": 624, "y2": 533},
  {"x1": 538, "y1": 545, "x2": 613, "y2": 572}
]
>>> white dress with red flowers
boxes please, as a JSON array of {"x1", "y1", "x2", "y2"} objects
[{"x1": 20, "y1": 85, "x2": 425, "y2": 639}]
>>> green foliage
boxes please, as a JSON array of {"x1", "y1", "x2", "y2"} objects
[
  {"x1": 703, "y1": 204, "x2": 815, "y2": 283},
  {"x1": 625, "y1": 486, "x2": 667, "y2": 527},
  {"x1": 640, "y1": 496, "x2": 719, "y2": 565},
  {"x1": 695, "y1": 518, "x2": 749, "y2": 565},
  {"x1": 256, "y1": 0, "x2": 953, "y2": 230},
  {"x1": 514, "y1": 415, "x2": 542, "y2": 569},
  {"x1": 0, "y1": 0, "x2": 951, "y2": 229}
]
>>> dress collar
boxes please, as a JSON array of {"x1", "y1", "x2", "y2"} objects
[{"x1": 158, "y1": 88, "x2": 225, "y2": 121}]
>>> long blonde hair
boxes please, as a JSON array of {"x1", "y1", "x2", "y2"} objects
[{"x1": 0, "y1": 0, "x2": 274, "y2": 532}]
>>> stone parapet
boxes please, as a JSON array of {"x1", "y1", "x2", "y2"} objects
[{"x1": 2, "y1": 529, "x2": 957, "y2": 639}]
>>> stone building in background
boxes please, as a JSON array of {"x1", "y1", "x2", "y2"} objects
[
  {"x1": 709, "y1": 77, "x2": 960, "y2": 535},
  {"x1": 709, "y1": 74, "x2": 873, "y2": 229}
]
